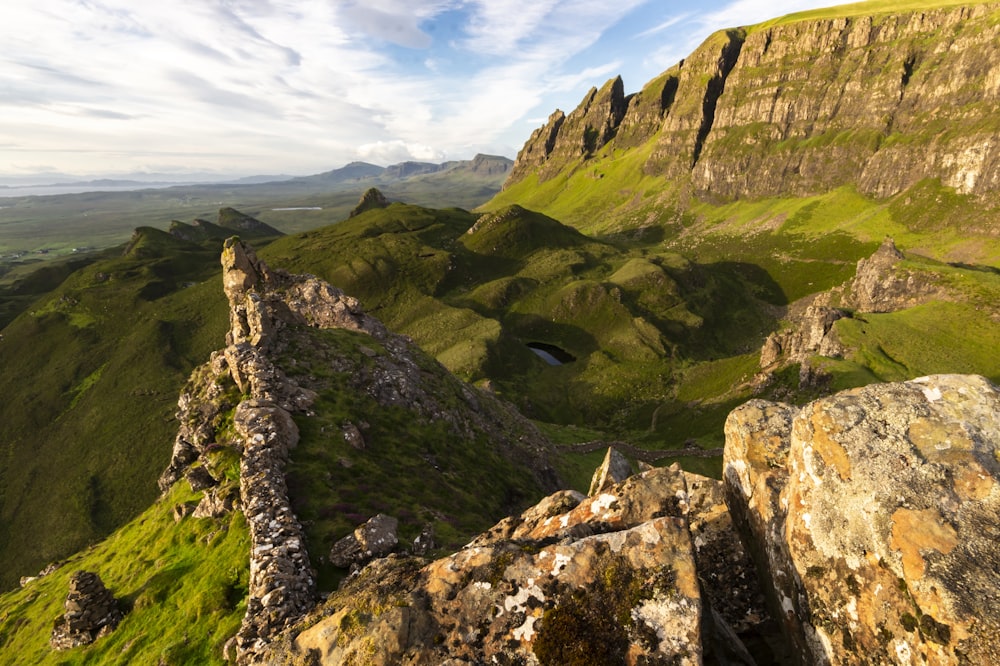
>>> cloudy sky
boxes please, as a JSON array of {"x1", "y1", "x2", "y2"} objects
[{"x1": 2, "y1": 0, "x2": 839, "y2": 181}]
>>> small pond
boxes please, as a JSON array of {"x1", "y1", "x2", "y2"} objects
[{"x1": 527, "y1": 342, "x2": 576, "y2": 366}]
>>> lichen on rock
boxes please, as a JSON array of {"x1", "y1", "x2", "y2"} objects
[{"x1": 725, "y1": 374, "x2": 1000, "y2": 665}]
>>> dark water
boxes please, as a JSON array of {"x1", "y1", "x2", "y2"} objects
[{"x1": 527, "y1": 342, "x2": 576, "y2": 365}]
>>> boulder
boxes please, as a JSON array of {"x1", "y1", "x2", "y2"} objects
[
  {"x1": 329, "y1": 514, "x2": 399, "y2": 569},
  {"x1": 724, "y1": 374, "x2": 1000, "y2": 665},
  {"x1": 295, "y1": 465, "x2": 707, "y2": 665},
  {"x1": 50, "y1": 571, "x2": 124, "y2": 650},
  {"x1": 275, "y1": 463, "x2": 768, "y2": 665}
]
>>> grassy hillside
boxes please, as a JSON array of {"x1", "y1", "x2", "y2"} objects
[
  {"x1": 0, "y1": 229, "x2": 233, "y2": 590},
  {"x1": 0, "y1": 471, "x2": 249, "y2": 665}
]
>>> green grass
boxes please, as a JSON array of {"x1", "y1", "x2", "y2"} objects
[
  {"x1": 0, "y1": 230, "x2": 230, "y2": 591},
  {"x1": 0, "y1": 480, "x2": 249, "y2": 665},
  {"x1": 274, "y1": 325, "x2": 547, "y2": 589},
  {"x1": 754, "y1": 0, "x2": 998, "y2": 32},
  {"x1": 836, "y1": 301, "x2": 1000, "y2": 383}
]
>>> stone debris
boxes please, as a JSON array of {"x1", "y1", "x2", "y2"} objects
[
  {"x1": 50, "y1": 571, "x2": 124, "y2": 650},
  {"x1": 412, "y1": 523, "x2": 435, "y2": 556}
]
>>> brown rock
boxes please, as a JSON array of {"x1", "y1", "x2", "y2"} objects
[{"x1": 50, "y1": 571, "x2": 123, "y2": 650}]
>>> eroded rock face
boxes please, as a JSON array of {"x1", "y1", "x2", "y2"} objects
[
  {"x1": 50, "y1": 571, "x2": 124, "y2": 650},
  {"x1": 507, "y1": 4, "x2": 1000, "y2": 205},
  {"x1": 257, "y1": 457, "x2": 769, "y2": 665},
  {"x1": 587, "y1": 446, "x2": 633, "y2": 496},
  {"x1": 287, "y1": 464, "x2": 705, "y2": 665},
  {"x1": 725, "y1": 374, "x2": 1000, "y2": 665},
  {"x1": 508, "y1": 76, "x2": 627, "y2": 185}
]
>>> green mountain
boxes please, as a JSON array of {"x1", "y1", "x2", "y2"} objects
[{"x1": 1, "y1": 1, "x2": 1000, "y2": 664}]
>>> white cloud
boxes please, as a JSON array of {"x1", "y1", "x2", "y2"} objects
[
  {"x1": 635, "y1": 13, "x2": 693, "y2": 39},
  {"x1": 357, "y1": 140, "x2": 446, "y2": 164},
  {"x1": 0, "y1": 0, "x2": 841, "y2": 178}
]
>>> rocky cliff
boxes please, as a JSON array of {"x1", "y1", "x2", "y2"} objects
[
  {"x1": 159, "y1": 238, "x2": 560, "y2": 664},
  {"x1": 508, "y1": 3, "x2": 1000, "y2": 203}
]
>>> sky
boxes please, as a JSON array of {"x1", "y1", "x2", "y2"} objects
[{"x1": 1, "y1": 0, "x2": 841, "y2": 182}]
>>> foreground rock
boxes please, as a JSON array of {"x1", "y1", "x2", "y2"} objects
[
  {"x1": 259, "y1": 459, "x2": 768, "y2": 665},
  {"x1": 725, "y1": 374, "x2": 1000, "y2": 665},
  {"x1": 50, "y1": 571, "x2": 124, "y2": 650}
]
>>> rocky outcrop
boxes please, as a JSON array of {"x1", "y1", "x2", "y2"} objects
[
  {"x1": 849, "y1": 237, "x2": 947, "y2": 313},
  {"x1": 725, "y1": 374, "x2": 1000, "y2": 665},
  {"x1": 50, "y1": 571, "x2": 124, "y2": 650},
  {"x1": 508, "y1": 76, "x2": 628, "y2": 185},
  {"x1": 349, "y1": 187, "x2": 389, "y2": 217},
  {"x1": 507, "y1": 4, "x2": 1000, "y2": 202},
  {"x1": 586, "y1": 445, "x2": 633, "y2": 495},
  {"x1": 759, "y1": 304, "x2": 847, "y2": 369},
  {"x1": 274, "y1": 459, "x2": 769, "y2": 665},
  {"x1": 328, "y1": 513, "x2": 399, "y2": 570},
  {"x1": 160, "y1": 237, "x2": 561, "y2": 664},
  {"x1": 754, "y1": 237, "x2": 957, "y2": 387}
]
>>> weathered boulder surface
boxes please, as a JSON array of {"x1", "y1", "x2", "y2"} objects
[
  {"x1": 725, "y1": 374, "x2": 1000, "y2": 665},
  {"x1": 50, "y1": 571, "x2": 124, "y2": 650},
  {"x1": 260, "y1": 459, "x2": 769, "y2": 665},
  {"x1": 328, "y1": 513, "x2": 399, "y2": 569}
]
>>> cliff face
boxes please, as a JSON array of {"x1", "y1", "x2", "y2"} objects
[
  {"x1": 508, "y1": 3, "x2": 1000, "y2": 201},
  {"x1": 506, "y1": 76, "x2": 628, "y2": 185}
]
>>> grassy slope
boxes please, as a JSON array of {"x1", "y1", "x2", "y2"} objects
[
  {"x1": 756, "y1": 0, "x2": 997, "y2": 29},
  {"x1": 0, "y1": 231, "x2": 230, "y2": 590},
  {"x1": 0, "y1": 478, "x2": 249, "y2": 666},
  {"x1": 260, "y1": 203, "x2": 777, "y2": 439}
]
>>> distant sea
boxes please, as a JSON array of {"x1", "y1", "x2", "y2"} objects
[{"x1": 0, "y1": 183, "x2": 193, "y2": 198}]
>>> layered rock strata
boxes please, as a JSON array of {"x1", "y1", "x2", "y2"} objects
[
  {"x1": 725, "y1": 374, "x2": 1000, "y2": 665},
  {"x1": 508, "y1": 3, "x2": 1000, "y2": 202}
]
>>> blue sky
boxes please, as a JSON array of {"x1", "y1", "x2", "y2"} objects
[{"x1": 1, "y1": 0, "x2": 840, "y2": 181}]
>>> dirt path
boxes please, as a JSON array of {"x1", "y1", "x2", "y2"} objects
[{"x1": 558, "y1": 440, "x2": 723, "y2": 463}]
